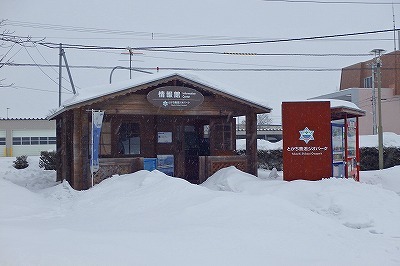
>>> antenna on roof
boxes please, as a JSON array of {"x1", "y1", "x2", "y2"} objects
[{"x1": 121, "y1": 47, "x2": 144, "y2": 79}]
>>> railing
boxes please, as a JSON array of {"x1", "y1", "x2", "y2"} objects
[
  {"x1": 93, "y1": 157, "x2": 143, "y2": 185},
  {"x1": 199, "y1": 155, "x2": 247, "y2": 183}
]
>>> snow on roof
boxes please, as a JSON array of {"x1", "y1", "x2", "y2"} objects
[
  {"x1": 306, "y1": 98, "x2": 365, "y2": 113},
  {"x1": 55, "y1": 71, "x2": 271, "y2": 114}
]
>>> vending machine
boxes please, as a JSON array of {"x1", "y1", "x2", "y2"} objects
[
  {"x1": 331, "y1": 121, "x2": 345, "y2": 178},
  {"x1": 331, "y1": 117, "x2": 359, "y2": 180}
]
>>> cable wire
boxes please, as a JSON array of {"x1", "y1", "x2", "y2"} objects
[
  {"x1": 23, "y1": 47, "x2": 72, "y2": 92},
  {"x1": 264, "y1": 0, "x2": 400, "y2": 5},
  {"x1": 32, "y1": 28, "x2": 399, "y2": 51}
]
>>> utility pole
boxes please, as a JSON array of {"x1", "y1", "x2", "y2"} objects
[
  {"x1": 371, "y1": 49, "x2": 385, "y2": 170},
  {"x1": 59, "y1": 43, "x2": 62, "y2": 107},
  {"x1": 392, "y1": 2, "x2": 396, "y2": 51},
  {"x1": 371, "y1": 63, "x2": 377, "y2": 135},
  {"x1": 58, "y1": 43, "x2": 77, "y2": 107}
]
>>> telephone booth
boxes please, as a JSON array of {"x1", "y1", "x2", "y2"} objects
[{"x1": 282, "y1": 100, "x2": 365, "y2": 182}]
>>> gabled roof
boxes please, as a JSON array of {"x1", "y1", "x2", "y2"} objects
[
  {"x1": 48, "y1": 71, "x2": 271, "y2": 119},
  {"x1": 307, "y1": 99, "x2": 366, "y2": 119}
]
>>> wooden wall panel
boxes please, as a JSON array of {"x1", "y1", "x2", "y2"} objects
[{"x1": 99, "y1": 94, "x2": 251, "y2": 117}]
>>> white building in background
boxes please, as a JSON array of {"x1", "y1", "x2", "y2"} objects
[
  {"x1": 310, "y1": 88, "x2": 400, "y2": 135},
  {"x1": 0, "y1": 119, "x2": 56, "y2": 157}
]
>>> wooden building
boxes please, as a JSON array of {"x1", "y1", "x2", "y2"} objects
[{"x1": 49, "y1": 72, "x2": 271, "y2": 190}]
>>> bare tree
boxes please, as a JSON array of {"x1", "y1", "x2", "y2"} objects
[
  {"x1": 238, "y1": 113, "x2": 272, "y2": 130},
  {"x1": 0, "y1": 19, "x2": 44, "y2": 87},
  {"x1": 257, "y1": 113, "x2": 272, "y2": 125}
]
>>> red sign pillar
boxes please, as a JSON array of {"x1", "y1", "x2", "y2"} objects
[{"x1": 282, "y1": 102, "x2": 333, "y2": 181}]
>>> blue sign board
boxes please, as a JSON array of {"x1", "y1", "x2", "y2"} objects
[{"x1": 157, "y1": 155, "x2": 174, "y2": 176}]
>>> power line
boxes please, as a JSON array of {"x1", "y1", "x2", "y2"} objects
[
  {"x1": 32, "y1": 28, "x2": 399, "y2": 52},
  {"x1": 4, "y1": 20, "x2": 271, "y2": 41},
  {"x1": 23, "y1": 47, "x2": 72, "y2": 92},
  {"x1": 264, "y1": 0, "x2": 400, "y2": 4},
  {"x1": 139, "y1": 49, "x2": 371, "y2": 56},
  {"x1": 6, "y1": 62, "x2": 400, "y2": 71},
  {"x1": 7, "y1": 85, "x2": 72, "y2": 94},
  {"x1": 142, "y1": 54, "x2": 329, "y2": 68},
  {"x1": 34, "y1": 45, "x2": 82, "y2": 90},
  {"x1": 134, "y1": 28, "x2": 400, "y2": 50}
]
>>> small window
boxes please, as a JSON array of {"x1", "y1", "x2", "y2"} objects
[
  {"x1": 118, "y1": 122, "x2": 140, "y2": 155},
  {"x1": 13, "y1": 137, "x2": 21, "y2": 145},
  {"x1": 100, "y1": 122, "x2": 111, "y2": 156},
  {"x1": 22, "y1": 137, "x2": 30, "y2": 145},
  {"x1": 364, "y1": 76, "x2": 373, "y2": 88},
  {"x1": 0, "y1": 137, "x2": 5, "y2": 145},
  {"x1": 31, "y1": 137, "x2": 39, "y2": 145},
  {"x1": 214, "y1": 122, "x2": 232, "y2": 150},
  {"x1": 40, "y1": 137, "x2": 48, "y2": 145},
  {"x1": 48, "y1": 137, "x2": 56, "y2": 144}
]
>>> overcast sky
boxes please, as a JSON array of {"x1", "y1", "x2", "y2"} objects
[{"x1": 1, "y1": 0, "x2": 399, "y2": 122}]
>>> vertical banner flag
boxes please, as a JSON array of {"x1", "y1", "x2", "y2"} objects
[{"x1": 91, "y1": 110, "x2": 104, "y2": 174}]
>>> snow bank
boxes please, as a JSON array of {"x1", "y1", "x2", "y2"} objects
[
  {"x1": 360, "y1": 165, "x2": 400, "y2": 194},
  {"x1": 360, "y1": 132, "x2": 400, "y2": 147},
  {"x1": 236, "y1": 139, "x2": 283, "y2": 150},
  {"x1": 0, "y1": 158, "x2": 399, "y2": 265}
]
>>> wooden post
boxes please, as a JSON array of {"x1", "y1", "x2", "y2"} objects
[
  {"x1": 56, "y1": 118, "x2": 64, "y2": 182},
  {"x1": 246, "y1": 112, "x2": 257, "y2": 176},
  {"x1": 81, "y1": 110, "x2": 90, "y2": 189},
  {"x1": 60, "y1": 112, "x2": 72, "y2": 183},
  {"x1": 355, "y1": 116, "x2": 360, "y2": 182},
  {"x1": 72, "y1": 108, "x2": 89, "y2": 190}
]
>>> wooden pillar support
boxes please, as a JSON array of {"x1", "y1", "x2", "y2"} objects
[
  {"x1": 72, "y1": 108, "x2": 90, "y2": 190},
  {"x1": 246, "y1": 112, "x2": 257, "y2": 176},
  {"x1": 56, "y1": 117, "x2": 63, "y2": 182}
]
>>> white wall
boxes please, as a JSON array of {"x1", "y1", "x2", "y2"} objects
[
  {"x1": 0, "y1": 131, "x2": 5, "y2": 157},
  {"x1": 11, "y1": 130, "x2": 56, "y2": 157}
]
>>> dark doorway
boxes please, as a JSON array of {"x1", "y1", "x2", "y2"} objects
[{"x1": 183, "y1": 123, "x2": 209, "y2": 183}]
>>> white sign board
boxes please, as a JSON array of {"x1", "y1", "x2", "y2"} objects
[{"x1": 158, "y1": 132, "x2": 172, "y2": 143}]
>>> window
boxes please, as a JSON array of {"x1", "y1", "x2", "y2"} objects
[
  {"x1": 48, "y1": 137, "x2": 57, "y2": 144},
  {"x1": 214, "y1": 122, "x2": 232, "y2": 150},
  {"x1": 13, "y1": 137, "x2": 21, "y2": 145},
  {"x1": 0, "y1": 137, "x2": 5, "y2": 145},
  {"x1": 100, "y1": 122, "x2": 111, "y2": 155},
  {"x1": 364, "y1": 76, "x2": 373, "y2": 88},
  {"x1": 31, "y1": 137, "x2": 39, "y2": 145},
  {"x1": 118, "y1": 123, "x2": 140, "y2": 155},
  {"x1": 12, "y1": 136, "x2": 56, "y2": 145},
  {"x1": 22, "y1": 137, "x2": 30, "y2": 145}
]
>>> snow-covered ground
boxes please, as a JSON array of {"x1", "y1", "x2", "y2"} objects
[{"x1": 0, "y1": 155, "x2": 399, "y2": 265}]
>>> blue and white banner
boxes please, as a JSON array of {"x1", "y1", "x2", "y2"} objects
[{"x1": 91, "y1": 110, "x2": 104, "y2": 173}]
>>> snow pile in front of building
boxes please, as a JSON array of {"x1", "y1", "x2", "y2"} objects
[
  {"x1": 359, "y1": 132, "x2": 400, "y2": 147},
  {"x1": 0, "y1": 157, "x2": 399, "y2": 265},
  {"x1": 236, "y1": 139, "x2": 283, "y2": 150}
]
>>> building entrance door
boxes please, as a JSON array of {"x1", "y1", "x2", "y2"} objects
[
  {"x1": 332, "y1": 122, "x2": 345, "y2": 178},
  {"x1": 182, "y1": 122, "x2": 210, "y2": 183}
]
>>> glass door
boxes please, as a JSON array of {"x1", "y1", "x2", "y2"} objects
[
  {"x1": 346, "y1": 118, "x2": 358, "y2": 179},
  {"x1": 332, "y1": 122, "x2": 345, "y2": 178}
]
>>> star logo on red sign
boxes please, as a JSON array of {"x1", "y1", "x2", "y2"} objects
[{"x1": 299, "y1": 127, "x2": 314, "y2": 144}]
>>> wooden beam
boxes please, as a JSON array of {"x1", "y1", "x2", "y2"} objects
[
  {"x1": 72, "y1": 108, "x2": 87, "y2": 190},
  {"x1": 246, "y1": 112, "x2": 257, "y2": 176}
]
